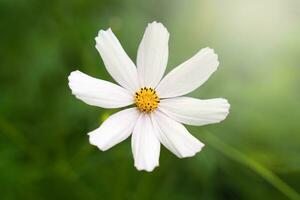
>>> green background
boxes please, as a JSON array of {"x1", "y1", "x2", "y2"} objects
[{"x1": 1, "y1": 0, "x2": 300, "y2": 199}]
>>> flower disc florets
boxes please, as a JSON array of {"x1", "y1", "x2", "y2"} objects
[{"x1": 134, "y1": 87, "x2": 160, "y2": 112}]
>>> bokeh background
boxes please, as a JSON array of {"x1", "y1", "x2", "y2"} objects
[{"x1": 1, "y1": 0, "x2": 300, "y2": 199}]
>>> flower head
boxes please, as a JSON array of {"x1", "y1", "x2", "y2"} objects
[{"x1": 68, "y1": 21, "x2": 230, "y2": 172}]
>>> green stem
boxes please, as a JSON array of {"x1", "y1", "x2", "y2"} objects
[{"x1": 201, "y1": 131, "x2": 300, "y2": 200}]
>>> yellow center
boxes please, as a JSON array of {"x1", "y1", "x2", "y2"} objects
[{"x1": 134, "y1": 87, "x2": 160, "y2": 112}]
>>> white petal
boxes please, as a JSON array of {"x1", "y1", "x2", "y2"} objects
[
  {"x1": 95, "y1": 28, "x2": 139, "y2": 93},
  {"x1": 159, "y1": 97, "x2": 230, "y2": 126},
  {"x1": 156, "y1": 48, "x2": 219, "y2": 98},
  {"x1": 68, "y1": 70, "x2": 134, "y2": 108},
  {"x1": 151, "y1": 111, "x2": 204, "y2": 158},
  {"x1": 137, "y1": 21, "x2": 169, "y2": 87},
  {"x1": 131, "y1": 114, "x2": 160, "y2": 172},
  {"x1": 88, "y1": 108, "x2": 139, "y2": 151}
]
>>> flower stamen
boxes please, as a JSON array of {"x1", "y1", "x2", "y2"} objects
[{"x1": 134, "y1": 87, "x2": 160, "y2": 112}]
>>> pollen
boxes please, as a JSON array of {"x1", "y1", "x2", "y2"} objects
[{"x1": 134, "y1": 87, "x2": 160, "y2": 112}]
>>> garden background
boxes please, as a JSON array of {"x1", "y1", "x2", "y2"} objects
[{"x1": 1, "y1": 0, "x2": 300, "y2": 199}]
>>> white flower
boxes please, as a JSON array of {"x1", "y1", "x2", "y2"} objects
[{"x1": 68, "y1": 21, "x2": 230, "y2": 172}]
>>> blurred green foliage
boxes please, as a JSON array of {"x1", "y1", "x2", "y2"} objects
[{"x1": 1, "y1": 0, "x2": 300, "y2": 199}]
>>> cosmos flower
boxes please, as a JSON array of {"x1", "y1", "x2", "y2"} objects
[{"x1": 68, "y1": 21, "x2": 230, "y2": 172}]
